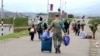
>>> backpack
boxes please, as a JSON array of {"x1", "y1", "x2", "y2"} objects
[
  {"x1": 60, "y1": 22, "x2": 65, "y2": 29},
  {"x1": 37, "y1": 22, "x2": 47, "y2": 32},
  {"x1": 37, "y1": 22, "x2": 42, "y2": 32},
  {"x1": 43, "y1": 23, "x2": 48, "y2": 30}
]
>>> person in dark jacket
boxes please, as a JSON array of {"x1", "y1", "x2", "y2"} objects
[
  {"x1": 75, "y1": 21, "x2": 81, "y2": 36},
  {"x1": 64, "y1": 19, "x2": 70, "y2": 35}
]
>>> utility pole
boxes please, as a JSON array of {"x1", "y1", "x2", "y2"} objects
[
  {"x1": 47, "y1": 0, "x2": 49, "y2": 24},
  {"x1": 1, "y1": 0, "x2": 4, "y2": 36},
  {"x1": 59, "y1": 0, "x2": 62, "y2": 20},
  {"x1": 65, "y1": 1, "x2": 68, "y2": 19}
]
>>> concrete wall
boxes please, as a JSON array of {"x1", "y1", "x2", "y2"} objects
[{"x1": 0, "y1": 24, "x2": 14, "y2": 36}]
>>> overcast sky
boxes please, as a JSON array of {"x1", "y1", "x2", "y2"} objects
[{"x1": 0, "y1": 0, "x2": 100, "y2": 15}]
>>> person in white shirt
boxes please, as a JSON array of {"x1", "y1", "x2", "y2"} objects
[
  {"x1": 79, "y1": 29, "x2": 87, "y2": 39},
  {"x1": 28, "y1": 25, "x2": 35, "y2": 41}
]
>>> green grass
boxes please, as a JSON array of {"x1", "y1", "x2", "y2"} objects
[
  {"x1": 14, "y1": 17, "x2": 28, "y2": 27},
  {"x1": 88, "y1": 19, "x2": 100, "y2": 25},
  {"x1": 0, "y1": 30, "x2": 29, "y2": 40},
  {"x1": 67, "y1": 18, "x2": 73, "y2": 22},
  {"x1": 14, "y1": 27, "x2": 29, "y2": 32}
]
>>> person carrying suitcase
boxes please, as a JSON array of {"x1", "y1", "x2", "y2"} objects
[{"x1": 48, "y1": 15, "x2": 65, "y2": 53}]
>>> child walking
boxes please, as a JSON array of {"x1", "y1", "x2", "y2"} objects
[{"x1": 28, "y1": 25, "x2": 36, "y2": 41}]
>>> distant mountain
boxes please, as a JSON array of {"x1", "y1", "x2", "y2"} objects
[
  {"x1": 0, "y1": 9, "x2": 25, "y2": 17},
  {"x1": 0, "y1": 9, "x2": 48, "y2": 18},
  {"x1": 1, "y1": 5, "x2": 100, "y2": 18}
]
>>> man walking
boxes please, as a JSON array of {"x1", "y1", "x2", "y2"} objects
[
  {"x1": 64, "y1": 19, "x2": 70, "y2": 34},
  {"x1": 48, "y1": 15, "x2": 65, "y2": 53},
  {"x1": 37, "y1": 17, "x2": 48, "y2": 40},
  {"x1": 75, "y1": 21, "x2": 81, "y2": 36}
]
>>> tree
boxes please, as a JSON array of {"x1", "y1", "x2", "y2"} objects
[{"x1": 68, "y1": 14, "x2": 74, "y2": 18}]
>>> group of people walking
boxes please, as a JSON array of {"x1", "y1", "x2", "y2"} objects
[
  {"x1": 28, "y1": 14, "x2": 86, "y2": 54},
  {"x1": 72, "y1": 19, "x2": 85, "y2": 35},
  {"x1": 72, "y1": 19, "x2": 86, "y2": 38},
  {"x1": 28, "y1": 16, "x2": 48, "y2": 41}
]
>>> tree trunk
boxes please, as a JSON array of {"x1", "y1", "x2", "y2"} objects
[{"x1": 93, "y1": 32, "x2": 95, "y2": 39}]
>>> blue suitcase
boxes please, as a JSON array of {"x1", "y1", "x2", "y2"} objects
[{"x1": 41, "y1": 37, "x2": 52, "y2": 52}]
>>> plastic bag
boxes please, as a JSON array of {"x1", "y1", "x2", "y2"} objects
[
  {"x1": 42, "y1": 31, "x2": 50, "y2": 40},
  {"x1": 63, "y1": 35, "x2": 70, "y2": 46}
]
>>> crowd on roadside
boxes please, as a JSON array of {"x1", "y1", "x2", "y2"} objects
[{"x1": 28, "y1": 14, "x2": 92, "y2": 54}]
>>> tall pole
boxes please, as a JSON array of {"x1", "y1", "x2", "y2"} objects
[
  {"x1": 60, "y1": 0, "x2": 62, "y2": 20},
  {"x1": 1, "y1": 0, "x2": 4, "y2": 36},
  {"x1": 65, "y1": 1, "x2": 67, "y2": 19},
  {"x1": 47, "y1": 0, "x2": 49, "y2": 24}
]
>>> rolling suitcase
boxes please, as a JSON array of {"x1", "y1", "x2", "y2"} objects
[{"x1": 41, "y1": 37, "x2": 52, "y2": 52}]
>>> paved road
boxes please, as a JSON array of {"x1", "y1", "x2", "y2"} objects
[
  {"x1": 91, "y1": 25, "x2": 100, "y2": 56},
  {"x1": 0, "y1": 33, "x2": 90, "y2": 56},
  {"x1": 0, "y1": 19, "x2": 90, "y2": 56},
  {"x1": 97, "y1": 26, "x2": 100, "y2": 56},
  {"x1": 83, "y1": 19, "x2": 100, "y2": 56}
]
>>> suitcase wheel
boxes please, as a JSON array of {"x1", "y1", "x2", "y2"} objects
[
  {"x1": 49, "y1": 50, "x2": 52, "y2": 53},
  {"x1": 41, "y1": 49, "x2": 44, "y2": 52}
]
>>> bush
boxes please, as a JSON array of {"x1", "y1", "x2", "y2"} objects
[
  {"x1": 0, "y1": 17, "x2": 28, "y2": 27},
  {"x1": 68, "y1": 18, "x2": 73, "y2": 22},
  {"x1": 14, "y1": 27, "x2": 29, "y2": 32},
  {"x1": 0, "y1": 17, "x2": 13, "y2": 24},
  {"x1": 68, "y1": 14, "x2": 74, "y2": 18},
  {"x1": 14, "y1": 17, "x2": 28, "y2": 27}
]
